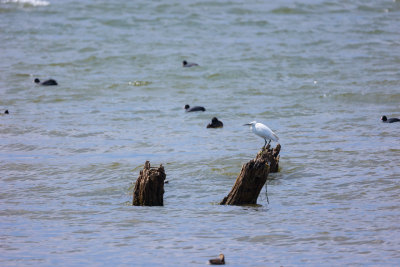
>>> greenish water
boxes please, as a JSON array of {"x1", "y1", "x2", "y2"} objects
[{"x1": 1, "y1": 0, "x2": 400, "y2": 266}]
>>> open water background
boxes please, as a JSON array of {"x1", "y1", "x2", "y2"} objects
[{"x1": 1, "y1": 0, "x2": 400, "y2": 266}]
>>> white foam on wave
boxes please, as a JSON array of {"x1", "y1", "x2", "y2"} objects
[{"x1": 1, "y1": 0, "x2": 50, "y2": 6}]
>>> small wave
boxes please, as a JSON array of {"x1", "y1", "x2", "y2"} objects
[
  {"x1": 1, "y1": 0, "x2": 49, "y2": 7},
  {"x1": 206, "y1": 73, "x2": 220, "y2": 79},
  {"x1": 228, "y1": 7, "x2": 254, "y2": 15},
  {"x1": 15, "y1": 73, "x2": 31, "y2": 77},
  {"x1": 332, "y1": 92, "x2": 400, "y2": 104},
  {"x1": 128, "y1": 81, "x2": 152, "y2": 86},
  {"x1": 234, "y1": 19, "x2": 269, "y2": 27},
  {"x1": 270, "y1": 6, "x2": 308, "y2": 14}
]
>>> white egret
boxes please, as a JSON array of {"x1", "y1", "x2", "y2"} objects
[{"x1": 244, "y1": 121, "x2": 279, "y2": 148}]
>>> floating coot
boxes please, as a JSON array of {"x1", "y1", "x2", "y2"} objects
[
  {"x1": 207, "y1": 117, "x2": 223, "y2": 128},
  {"x1": 34, "y1": 78, "x2": 58, "y2": 86},
  {"x1": 182, "y1": 60, "x2": 199, "y2": 67},
  {"x1": 184, "y1": 104, "x2": 205, "y2": 112},
  {"x1": 381, "y1": 115, "x2": 400, "y2": 123}
]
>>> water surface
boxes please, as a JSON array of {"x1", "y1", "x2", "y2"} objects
[{"x1": 1, "y1": 0, "x2": 400, "y2": 266}]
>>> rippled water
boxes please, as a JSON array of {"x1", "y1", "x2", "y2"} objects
[{"x1": 1, "y1": 0, "x2": 400, "y2": 266}]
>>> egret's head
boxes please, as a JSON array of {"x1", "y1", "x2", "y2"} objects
[
  {"x1": 243, "y1": 121, "x2": 257, "y2": 126},
  {"x1": 381, "y1": 115, "x2": 387, "y2": 122}
]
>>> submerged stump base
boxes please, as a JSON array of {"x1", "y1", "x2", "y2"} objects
[
  {"x1": 133, "y1": 161, "x2": 166, "y2": 206},
  {"x1": 220, "y1": 144, "x2": 281, "y2": 205}
]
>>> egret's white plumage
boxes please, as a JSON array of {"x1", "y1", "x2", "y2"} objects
[{"x1": 244, "y1": 121, "x2": 279, "y2": 147}]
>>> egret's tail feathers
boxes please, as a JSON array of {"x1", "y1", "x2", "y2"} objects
[{"x1": 273, "y1": 133, "x2": 279, "y2": 141}]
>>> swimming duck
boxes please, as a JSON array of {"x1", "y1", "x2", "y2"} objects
[
  {"x1": 208, "y1": 254, "x2": 225, "y2": 265},
  {"x1": 381, "y1": 115, "x2": 400, "y2": 123},
  {"x1": 184, "y1": 104, "x2": 206, "y2": 112},
  {"x1": 34, "y1": 78, "x2": 58, "y2": 86},
  {"x1": 207, "y1": 117, "x2": 223, "y2": 128},
  {"x1": 182, "y1": 60, "x2": 199, "y2": 67}
]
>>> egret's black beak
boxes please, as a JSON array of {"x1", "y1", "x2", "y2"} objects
[{"x1": 243, "y1": 123, "x2": 251, "y2": 126}]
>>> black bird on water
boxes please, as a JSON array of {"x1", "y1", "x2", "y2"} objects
[
  {"x1": 207, "y1": 117, "x2": 223, "y2": 128},
  {"x1": 4, "y1": 110, "x2": 9, "y2": 114},
  {"x1": 208, "y1": 254, "x2": 225, "y2": 265},
  {"x1": 182, "y1": 60, "x2": 199, "y2": 67},
  {"x1": 34, "y1": 78, "x2": 58, "y2": 86},
  {"x1": 184, "y1": 104, "x2": 205, "y2": 112},
  {"x1": 381, "y1": 115, "x2": 400, "y2": 123}
]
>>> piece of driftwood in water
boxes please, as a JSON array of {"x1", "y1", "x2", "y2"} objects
[
  {"x1": 220, "y1": 144, "x2": 281, "y2": 205},
  {"x1": 132, "y1": 161, "x2": 166, "y2": 206}
]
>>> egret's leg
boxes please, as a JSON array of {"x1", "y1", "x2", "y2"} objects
[
  {"x1": 263, "y1": 139, "x2": 267, "y2": 149},
  {"x1": 268, "y1": 140, "x2": 271, "y2": 145}
]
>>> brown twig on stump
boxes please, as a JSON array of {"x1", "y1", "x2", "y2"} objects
[
  {"x1": 132, "y1": 161, "x2": 166, "y2": 206},
  {"x1": 220, "y1": 144, "x2": 281, "y2": 205}
]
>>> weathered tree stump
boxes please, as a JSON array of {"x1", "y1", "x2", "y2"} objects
[
  {"x1": 133, "y1": 161, "x2": 166, "y2": 206},
  {"x1": 220, "y1": 144, "x2": 281, "y2": 205},
  {"x1": 258, "y1": 143, "x2": 280, "y2": 173}
]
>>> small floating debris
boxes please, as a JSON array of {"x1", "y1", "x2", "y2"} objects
[{"x1": 128, "y1": 81, "x2": 152, "y2": 86}]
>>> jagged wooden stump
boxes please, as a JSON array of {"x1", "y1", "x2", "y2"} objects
[
  {"x1": 133, "y1": 161, "x2": 166, "y2": 206},
  {"x1": 220, "y1": 144, "x2": 281, "y2": 205},
  {"x1": 258, "y1": 143, "x2": 280, "y2": 173}
]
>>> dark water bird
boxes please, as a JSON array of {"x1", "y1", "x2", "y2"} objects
[
  {"x1": 208, "y1": 254, "x2": 225, "y2": 265},
  {"x1": 244, "y1": 121, "x2": 279, "y2": 148},
  {"x1": 207, "y1": 117, "x2": 223, "y2": 128},
  {"x1": 4, "y1": 110, "x2": 9, "y2": 114},
  {"x1": 184, "y1": 104, "x2": 205, "y2": 112},
  {"x1": 381, "y1": 115, "x2": 400, "y2": 123},
  {"x1": 34, "y1": 78, "x2": 58, "y2": 86},
  {"x1": 182, "y1": 60, "x2": 199, "y2": 67}
]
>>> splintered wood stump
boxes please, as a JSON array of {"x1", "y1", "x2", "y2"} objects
[
  {"x1": 133, "y1": 161, "x2": 166, "y2": 206},
  {"x1": 220, "y1": 144, "x2": 281, "y2": 205},
  {"x1": 258, "y1": 143, "x2": 281, "y2": 173}
]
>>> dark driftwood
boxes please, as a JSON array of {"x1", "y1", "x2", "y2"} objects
[
  {"x1": 220, "y1": 144, "x2": 281, "y2": 205},
  {"x1": 133, "y1": 161, "x2": 166, "y2": 206}
]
